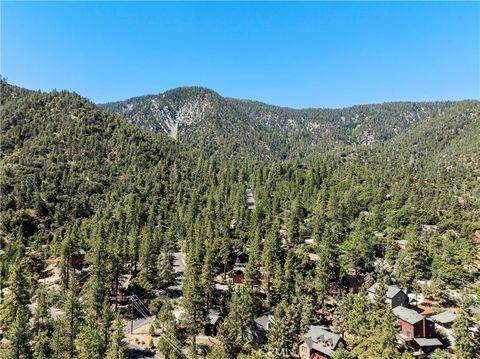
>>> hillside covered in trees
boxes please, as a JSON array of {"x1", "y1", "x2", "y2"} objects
[
  {"x1": 1, "y1": 80, "x2": 479, "y2": 359},
  {"x1": 101, "y1": 88, "x2": 456, "y2": 159}
]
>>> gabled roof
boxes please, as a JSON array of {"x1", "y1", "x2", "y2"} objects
[
  {"x1": 368, "y1": 283, "x2": 405, "y2": 299},
  {"x1": 413, "y1": 338, "x2": 443, "y2": 347},
  {"x1": 254, "y1": 313, "x2": 274, "y2": 332},
  {"x1": 302, "y1": 326, "x2": 342, "y2": 356},
  {"x1": 430, "y1": 311, "x2": 457, "y2": 324},
  {"x1": 393, "y1": 306, "x2": 424, "y2": 325}
]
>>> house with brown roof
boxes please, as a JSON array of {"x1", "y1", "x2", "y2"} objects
[{"x1": 298, "y1": 326, "x2": 345, "y2": 359}]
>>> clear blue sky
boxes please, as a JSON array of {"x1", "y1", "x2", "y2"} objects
[{"x1": 2, "y1": 1, "x2": 479, "y2": 108}]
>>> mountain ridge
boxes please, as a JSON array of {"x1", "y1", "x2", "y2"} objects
[{"x1": 100, "y1": 86, "x2": 461, "y2": 158}]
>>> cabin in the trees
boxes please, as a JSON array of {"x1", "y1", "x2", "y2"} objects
[
  {"x1": 202, "y1": 308, "x2": 222, "y2": 337},
  {"x1": 368, "y1": 283, "x2": 408, "y2": 308},
  {"x1": 251, "y1": 312, "x2": 274, "y2": 345},
  {"x1": 228, "y1": 263, "x2": 246, "y2": 284},
  {"x1": 298, "y1": 326, "x2": 345, "y2": 359},
  {"x1": 228, "y1": 250, "x2": 247, "y2": 284},
  {"x1": 430, "y1": 311, "x2": 457, "y2": 330},
  {"x1": 393, "y1": 306, "x2": 435, "y2": 340}
]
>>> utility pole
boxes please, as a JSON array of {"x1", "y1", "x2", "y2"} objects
[{"x1": 130, "y1": 298, "x2": 134, "y2": 334}]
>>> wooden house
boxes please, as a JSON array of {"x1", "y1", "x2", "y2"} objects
[
  {"x1": 202, "y1": 308, "x2": 222, "y2": 337},
  {"x1": 298, "y1": 326, "x2": 345, "y2": 359},
  {"x1": 393, "y1": 306, "x2": 435, "y2": 340}
]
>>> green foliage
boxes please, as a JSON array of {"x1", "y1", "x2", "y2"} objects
[
  {"x1": 1, "y1": 82, "x2": 479, "y2": 359},
  {"x1": 453, "y1": 300, "x2": 480, "y2": 359}
]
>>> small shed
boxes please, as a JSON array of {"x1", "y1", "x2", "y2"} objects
[{"x1": 203, "y1": 308, "x2": 222, "y2": 337}]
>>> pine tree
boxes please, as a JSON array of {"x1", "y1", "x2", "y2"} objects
[
  {"x1": 288, "y1": 199, "x2": 302, "y2": 247},
  {"x1": 32, "y1": 330, "x2": 50, "y2": 359},
  {"x1": 58, "y1": 275, "x2": 82, "y2": 358},
  {"x1": 243, "y1": 249, "x2": 261, "y2": 290},
  {"x1": 84, "y1": 223, "x2": 111, "y2": 318},
  {"x1": 0, "y1": 258, "x2": 31, "y2": 329},
  {"x1": 139, "y1": 226, "x2": 156, "y2": 288},
  {"x1": 267, "y1": 299, "x2": 298, "y2": 358},
  {"x1": 2, "y1": 304, "x2": 32, "y2": 359},
  {"x1": 127, "y1": 226, "x2": 140, "y2": 273},
  {"x1": 182, "y1": 243, "x2": 206, "y2": 353},
  {"x1": 350, "y1": 281, "x2": 402, "y2": 359},
  {"x1": 332, "y1": 293, "x2": 352, "y2": 337},
  {"x1": 59, "y1": 225, "x2": 82, "y2": 288},
  {"x1": 157, "y1": 252, "x2": 175, "y2": 288},
  {"x1": 156, "y1": 303, "x2": 181, "y2": 359},
  {"x1": 262, "y1": 220, "x2": 282, "y2": 295},
  {"x1": 201, "y1": 243, "x2": 216, "y2": 309},
  {"x1": 77, "y1": 312, "x2": 105, "y2": 359},
  {"x1": 34, "y1": 286, "x2": 50, "y2": 334},
  {"x1": 105, "y1": 314, "x2": 127, "y2": 359},
  {"x1": 100, "y1": 298, "x2": 113, "y2": 351},
  {"x1": 216, "y1": 286, "x2": 255, "y2": 358},
  {"x1": 453, "y1": 300, "x2": 480, "y2": 359}
]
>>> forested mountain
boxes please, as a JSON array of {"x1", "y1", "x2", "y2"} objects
[
  {"x1": 1, "y1": 81, "x2": 479, "y2": 359},
  {"x1": 102, "y1": 87, "x2": 455, "y2": 158}
]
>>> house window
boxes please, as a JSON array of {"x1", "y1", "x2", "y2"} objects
[
  {"x1": 406, "y1": 331, "x2": 411, "y2": 338},
  {"x1": 302, "y1": 346, "x2": 307, "y2": 352}
]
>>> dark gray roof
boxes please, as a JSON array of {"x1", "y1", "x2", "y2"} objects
[
  {"x1": 430, "y1": 311, "x2": 457, "y2": 324},
  {"x1": 302, "y1": 326, "x2": 342, "y2": 356},
  {"x1": 368, "y1": 283, "x2": 405, "y2": 299},
  {"x1": 413, "y1": 338, "x2": 443, "y2": 347},
  {"x1": 393, "y1": 306, "x2": 424, "y2": 324},
  {"x1": 254, "y1": 313, "x2": 274, "y2": 332}
]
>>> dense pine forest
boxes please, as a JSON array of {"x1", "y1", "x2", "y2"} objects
[{"x1": 1, "y1": 79, "x2": 479, "y2": 359}]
